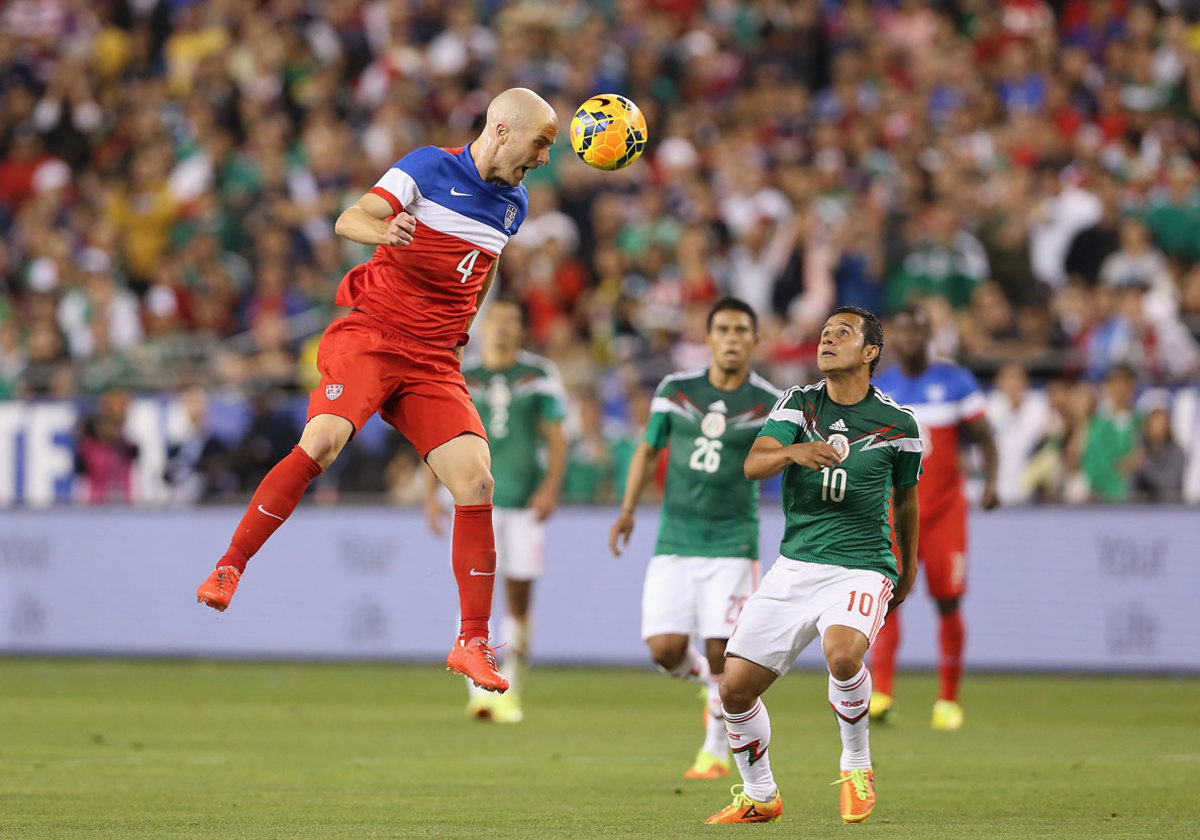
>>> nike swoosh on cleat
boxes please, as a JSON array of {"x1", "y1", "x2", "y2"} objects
[
  {"x1": 468, "y1": 568, "x2": 496, "y2": 576},
  {"x1": 257, "y1": 504, "x2": 285, "y2": 521},
  {"x1": 450, "y1": 187, "x2": 473, "y2": 196}
]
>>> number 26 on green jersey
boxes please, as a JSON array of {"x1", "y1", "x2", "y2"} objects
[{"x1": 689, "y1": 437, "x2": 722, "y2": 473}]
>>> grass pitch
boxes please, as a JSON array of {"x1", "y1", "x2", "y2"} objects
[{"x1": 0, "y1": 659, "x2": 1196, "y2": 839}]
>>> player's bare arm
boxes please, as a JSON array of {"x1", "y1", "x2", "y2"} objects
[
  {"x1": 965, "y1": 415, "x2": 1001, "y2": 510},
  {"x1": 889, "y1": 483, "x2": 920, "y2": 613},
  {"x1": 609, "y1": 440, "x2": 662, "y2": 556},
  {"x1": 334, "y1": 192, "x2": 416, "y2": 247},
  {"x1": 529, "y1": 418, "x2": 567, "y2": 522},
  {"x1": 743, "y1": 435, "x2": 840, "y2": 480}
]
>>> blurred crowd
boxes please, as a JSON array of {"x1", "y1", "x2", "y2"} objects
[{"x1": 3, "y1": 0, "x2": 1200, "y2": 506}]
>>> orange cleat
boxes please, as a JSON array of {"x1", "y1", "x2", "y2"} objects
[
  {"x1": 705, "y1": 785, "x2": 782, "y2": 823},
  {"x1": 832, "y1": 768, "x2": 875, "y2": 823},
  {"x1": 197, "y1": 566, "x2": 241, "y2": 612},
  {"x1": 446, "y1": 638, "x2": 509, "y2": 693}
]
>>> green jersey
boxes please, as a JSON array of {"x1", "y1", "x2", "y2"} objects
[
  {"x1": 464, "y1": 352, "x2": 567, "y2": 509},
  {"x1": 759, "y1": 381, "x2": 922, "y2": 583},
  {"x1": 645, "y1": 368, "x2": 781, "y2": 559}
]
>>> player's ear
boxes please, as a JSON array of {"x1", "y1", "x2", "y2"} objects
[{"x1": 864, "y1": 344, "x2": 880, "y2": 365}]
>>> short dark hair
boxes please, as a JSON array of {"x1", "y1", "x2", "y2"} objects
[
  {"x1": 707, "y1": 296, "x2": 758, "y2": 332},
  {"x1": 831, "y1": 305, "x2": 884, "y2": 375},
  {"x1": 488, "y1": 293, "x2": 529, "y2": 328}
]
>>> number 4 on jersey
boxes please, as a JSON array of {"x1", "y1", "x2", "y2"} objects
[{"x1": 456, "y1": 249, "x2": 481, "y2": 283}]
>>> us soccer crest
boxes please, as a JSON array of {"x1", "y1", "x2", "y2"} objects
[
  {"x1": 701, "y1": 411, "x2": 726, "y2": 438},
  {"x1": 504, "y1": 203, "x2": 517, "y2": 230},
  {"x1": 325, "y1": 384, "x2": 344, "y2": 400},
  {"x1": 827, "y1": 433, "x2": 850, "y2": 462}
]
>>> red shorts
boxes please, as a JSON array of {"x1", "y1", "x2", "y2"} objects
[
  {"x1": 916, "y1": 495, "x2": 968, "y2": 600},
  {"x1": 306, "y1": 312, "x2": 486, "y2": 459}
]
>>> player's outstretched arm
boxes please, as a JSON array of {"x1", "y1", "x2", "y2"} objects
[
  {"x1": 609, "y1": 441, "x2": 660, "y2": 557},
  {"x1": 334, "y1": 192, "x2": 416, "y2": 247},
  {"x1": 889, "y1": 483, "x2": 920, "y2": 613},
  {"x1": 744, "y1": 435, "x2": 840, "y2": 480}
]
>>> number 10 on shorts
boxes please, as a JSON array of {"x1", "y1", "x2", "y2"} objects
[{"x1": 846, "y1": 590, "x2": 875, "y2": 616}]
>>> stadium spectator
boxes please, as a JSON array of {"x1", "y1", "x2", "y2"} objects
[
  {"x1": 1082, "y1": 364, "x2": 1142, "y2": 502},
  {"x1": 74, "y1": 388, "x2": 138, "y2": 504},
  {"x1": 1129, "y1": 401, "x2": 1186, "y2": 502},
  {"x1": 885, "y1": 204, "x2": 989, "y2": 313},
  {"x1": 987, "y1": 363, "x2": 1052, "y2": 505},
  {"x1": 163, "y1": 385, "x2": 236, "y2": 504}
]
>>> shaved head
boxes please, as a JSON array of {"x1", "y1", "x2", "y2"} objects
[
  {"x1": 472, "y1": 88, "x2": 559, "y2": 186},
  {"x1": 486, "y1": 87, "x2": 557, "y2": 130}
]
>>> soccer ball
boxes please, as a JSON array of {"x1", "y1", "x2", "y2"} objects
[{"x1": 569, "y1": 94, "x2": 648, "y2": 171}]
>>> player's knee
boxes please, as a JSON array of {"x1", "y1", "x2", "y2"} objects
[
  {"x1": 647, "y1": 639, "x2": 686, "y2": 671},
  {"x1": 936, "y1": 598, "x2": 960, "y2": 616},
  {"x1": 299, "y1": 428, "x2": 345, "y2": 468},
  {"x1": 718, "y1": 678, "x2": 757, "y2": 714},
  {"x1": 826, "y1": 649, "x2": 864, "y2": 682},
  {"x1": 445, "y1": 467, "x2": 494, "y2": 505}
]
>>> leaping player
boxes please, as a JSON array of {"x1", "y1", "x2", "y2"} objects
[{"x1": 196, "y1": 88, "x2": 559, "y2": 695}]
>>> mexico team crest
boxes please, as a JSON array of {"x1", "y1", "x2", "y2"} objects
[
  {"x1": 504, "y1": 203, "x2": 517, "y2": 230},
  {"x1": 827, "y1": 433, "x2": 850, "y2": 462},
  {"x1": 701, "y1": 411, "x2": 726, "y2": 438},
  {"x1": 325, "y1": 384, "x2": 344, "y2": 400}
]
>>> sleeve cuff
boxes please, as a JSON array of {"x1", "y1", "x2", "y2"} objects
[{"x1": 369, "y1": 186, "x2": 403, "y2": 216}]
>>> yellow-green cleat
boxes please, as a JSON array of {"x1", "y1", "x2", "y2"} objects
[
  {"x1": 869, "y1": 691, "x2": 893, "y2": 722},
  {"x1": 931, "y1": 699, "x2": 963, "y2": 731},
  {"x1": 684, "y1": 748, "x2": 729, "y2": 779},
  {"x1": 465, "y1": 693, "x2": 494, "y2": 721},
  {"x1": 489, "y1": 691, "x2": 524, "y2": 724}
]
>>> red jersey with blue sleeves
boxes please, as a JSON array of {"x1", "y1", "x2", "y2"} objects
[
  {"x1": 873, "y1": 362, "x2": 986, "y2": 518},
  {"x1": 336, "y1": 144, "x2": 528, "y2": 348}
]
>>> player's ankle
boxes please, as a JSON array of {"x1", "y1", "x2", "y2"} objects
[{"x1": 459, "y1": 622, "x2": 489, "y2": 643}]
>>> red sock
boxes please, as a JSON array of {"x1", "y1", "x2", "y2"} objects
[
  {"x1": 870, "y1": 610, "x2": 900, "y2": 697},
  {"x1": 452, "y1": 503, "x2": 495, "y2": 641},
  {"x1": 938, "y1": 609, "x2": 964, "y2": 703},
  {"x1": 218, "y1": 446, "x2": 323, "y2": 573}
]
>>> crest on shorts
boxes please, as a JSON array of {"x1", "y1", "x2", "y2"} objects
[
  {"x1": 325, "y1": 384, "x2": 344, "y2": 400},
  {"x1": 504, "y1": 203, "x2": 517, "y2": 230},
  {"x1": 827, "y1": 433, "x2": 850, "y2": 462}
]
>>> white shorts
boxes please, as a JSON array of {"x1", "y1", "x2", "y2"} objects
[
  {"x1": 726, "y1": 557, "x2": 893, "y2": 676},
  {"x1": 493, "y1": 507, "x2": 545, "y2": 581},
  {"x1": 641, "y1": 555, "x2": 761, "y2": 641}
]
